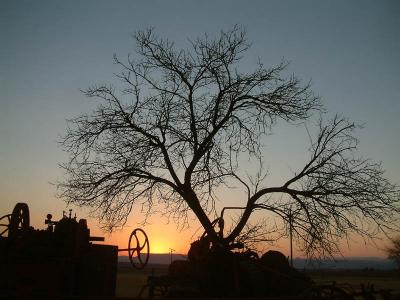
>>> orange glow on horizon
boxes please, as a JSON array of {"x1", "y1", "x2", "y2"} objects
[
  {"x1": 91, "y1": 213, "x2": 196, "y2": 256},
  {"x1": 0, "y1": 201, "x2": 390, "y2": 258},
  {"x1": 99, "y1": 218, "x2": 390, "y2": 258}
]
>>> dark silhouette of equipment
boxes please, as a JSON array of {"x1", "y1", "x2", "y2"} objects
[
  {"x1": 139, "y1": 207, "x2": 313, "y2": 298},
  {"x1": 0, "y1": 202, "x2": 30, "y2": 237},
  {"x1": 0, "y1": 202, "x2": 149, "y2": 298},
  {"x1": 172, "y1": 232, "x2": 312, "y2": 297},
  {"x1": 139, "y1": 208, "x2": 394, "y2": 299}
]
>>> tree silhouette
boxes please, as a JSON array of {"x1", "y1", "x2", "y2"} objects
[{"x1": 58, "y1": 26, "x2": 399, "y2": 257}]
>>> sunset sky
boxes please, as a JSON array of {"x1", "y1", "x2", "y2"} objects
[{"x1": 1, "y1": 0, "x2": 399, "y2": 257}]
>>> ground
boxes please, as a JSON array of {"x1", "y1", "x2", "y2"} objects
[{"x1": 116, "y1": 262, "x2": 400, "y2": 298}]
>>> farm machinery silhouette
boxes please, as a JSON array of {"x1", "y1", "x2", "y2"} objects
[
  {"x1": 138, "y1": 207, "x2": 394, "y2": 300},
  {"x1": 140, "y1": 207, "x2": 313, "y2": 299},
  {"x1": 0, "y1": 202, "x2": 149, "y2": 298},
  {"x1": 0, "y1": 203, "x2": 394, "y2": 299}
]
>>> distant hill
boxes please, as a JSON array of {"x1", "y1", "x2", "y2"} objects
[
  {"x1": 119, "y1": 254, "x2": 397, "y2": 270},
  {"x1": 119, "y1": 253, "x2": 187, "y2": 265},
  {"x1": 293, "y1": 257, "x2": 397, "y2": 270}
]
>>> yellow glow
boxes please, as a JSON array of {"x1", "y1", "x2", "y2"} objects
[
  {"x1": 93, "y1": 213, "x2": 196, "y2": 255},
  {"x1": 150, "y1": 242, "x2": 168, "y2": 254},
  {"x1": 1, "y1": 200, "x2": 389, "y2": 259},
  {"x1": 99, "y1": 213, "x2": 390, "y2": 258}
]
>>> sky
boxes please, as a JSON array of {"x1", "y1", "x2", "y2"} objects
[{"x1": 1, "y1": 0, "x2": 399, "y2": 257}]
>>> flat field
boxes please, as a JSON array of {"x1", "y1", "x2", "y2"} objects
[
  {"x1": 117, "y1": 263, "x2": 169, "y2": 298},
  {"x1": 308, "y1": 270, "x2": 400, "y2": 296},
  {"x1": 116, "y1": 263, "x2": 400, "y2": 298}
]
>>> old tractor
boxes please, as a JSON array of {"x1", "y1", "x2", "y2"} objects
[
  {"x1": 0, "y1": 202, "x2": 150, "y2": 298},
  {"x1": 139, "y1": 207, "x2": 313, "y2": 299}
]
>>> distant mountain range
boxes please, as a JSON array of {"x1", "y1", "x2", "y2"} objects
[{"x1": 119, "y1": 254, "x2": 397, "y2": 270}]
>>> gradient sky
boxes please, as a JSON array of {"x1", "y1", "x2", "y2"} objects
[{"x1": 1, "y1": 0, "x2": 399, "y2": 257}]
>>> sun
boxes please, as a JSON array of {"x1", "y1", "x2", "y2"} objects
[
  {"x1": 148, "y1": 232, "x2": 184, "y2": 254},
  {"x1": 150, "y1": 242, "x2": 168, "y2": 254}
]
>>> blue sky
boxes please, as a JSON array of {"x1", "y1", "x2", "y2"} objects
[{"x1": 1, "y1": 0, "x2": 399, "y2": 256}]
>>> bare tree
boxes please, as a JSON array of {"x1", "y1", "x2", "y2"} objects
[{"x1": 58, "y1": 26, "x2": 400, "y2": 257}]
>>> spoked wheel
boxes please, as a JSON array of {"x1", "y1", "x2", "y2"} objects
[
  {"x1": 128, "y1": 228, "x2": 150, "y2": 269},
  {"x1": 0, "y1": 214, "x2": 12, "y2": 237},
  {"x1": 0, "y1": 203, "x2": 30, "y2": 238}
]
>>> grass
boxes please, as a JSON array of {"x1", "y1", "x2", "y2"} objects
[
  {"x1": 308, "y1": 270, "x2": 400, "y2": 293},
  {"x1": 116, "y1": 263, "x2": 169, "y2": 298},
  {"x1": 116, "y1": 263, "x2": 400, "y2": 298}
]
